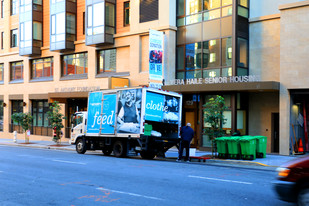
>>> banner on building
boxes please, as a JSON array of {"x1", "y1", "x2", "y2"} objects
[{"x1": 149, "y1": 29, "x2": 163, "y2": 81}]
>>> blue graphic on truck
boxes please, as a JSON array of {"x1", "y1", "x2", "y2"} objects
[
  {"x1": 145, "y1": 91, "x2": 180, "y2": 124},
  {"x1": 87, "y1": 92, "x2": 116, "y2": 134}
]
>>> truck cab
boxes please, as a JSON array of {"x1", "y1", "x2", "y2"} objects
[{"x1": 70, "y1": 111, "x2": 87, "y2": 144}]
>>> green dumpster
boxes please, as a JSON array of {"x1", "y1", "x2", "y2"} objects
[
  {"x1": 215, "y1": 137, "x2": 228, "y2": 159},
  {"x1": 239, "y1": 136, "x2": 256, "y2": 160},
  {"x1": 226, "y1": 136, "x2": 242, "y2": 159},
  {"x1": 255, "y1": 136, "x2": 267, "y2": 158}
]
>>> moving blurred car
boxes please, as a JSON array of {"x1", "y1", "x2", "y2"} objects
[{"x1": 273, "y1": 154, "x2": 309, "y2": 206}]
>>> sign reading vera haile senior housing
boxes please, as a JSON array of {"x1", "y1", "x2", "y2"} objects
[
  {"x1": 86, "y1": 92, "x2": 116, "y2": 134},
  {"x1": 169, "y1": 75, "x2": 261, "y2": 85},
  {"x1": 149, "y1": 29, "x2": 163, "y2": 81}
]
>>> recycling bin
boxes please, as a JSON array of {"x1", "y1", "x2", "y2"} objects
[
  {"x1": 215, "y1": 137, "x2": 228, "y2": 159},
  {"x1": 239, "y1": 136, "x2": 256, "y2": 160},
  {"x1": 255, "y1": 136, "x2": 267, "y2": 158},
  {"x1": 226, "y1": 136, "x2": 242, "y2": 159}
]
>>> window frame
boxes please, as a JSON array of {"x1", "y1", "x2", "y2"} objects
[
  {"x1": 97, "y1": 49, "x2": 116, "y2": 74},
  {"x1": 11, "y1": 0, "x2": 18, "y2": 15},
  {"x1": 11, "y1": 29, "x2": 18, "y2": 48},
  {"x1": 31, "y1": 57, "x2": 54, "y2": 80},
  {"x1": 0, "y1": 63, "x2": 3, "y2": 82},
  {"x1": 10, "y1": 61, "x2": 24, "y2": 81},
  {"x1": 62, "y1": 52, "x2": 88, "y2": 76},
  {"x1": 124, "y1": 1, "x2": 130, "y2": 26}
]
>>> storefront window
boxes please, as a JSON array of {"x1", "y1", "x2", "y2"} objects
[
  {"x1": 32, "y1": 100, "x2": 50, "y2": 127},
  {"x1": 11, "y1": 100, "x2": 23, "y2": 125}
]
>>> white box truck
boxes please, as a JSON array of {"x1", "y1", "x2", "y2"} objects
[{"x1": 70, "y1": 87, "x2": 182, "y2": 159}]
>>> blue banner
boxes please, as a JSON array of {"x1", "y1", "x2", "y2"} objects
[{"x1": 87, "y1": 92, "x2": 103, "y2": 134}]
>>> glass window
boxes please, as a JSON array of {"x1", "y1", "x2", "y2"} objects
[
  {"x1": 1, "y1": 32, "x2": 3, "y2": 49},
  {"x1": 186, "y1": 13, "x2": 202, "y2": 25},
  {"x1": 124, "y1": 1, "x2": 130, "y2": 26},
  {"x1": 0, "y1": 63, "x2": 3, "y2": 81},
  {"x1": 186, "y1": 69, "x2": 202, "y2": 79},
  {"x1": 32, "y1": 57, "x2": 53, "y2": 79},
  {"x1": 203, "y1": 9, "x2": 220, "y2": 21},
  {"x1": 222, "y1": 0, "x2": 232, "y2": 6},
  {"x1": 66, "y1": 13, "x2": 75, "y2": 34},
  {"x1": 238, "y1": 0, "x2": 248, "y2": 8},
  {"x1": 222, "y1": 67, "x2": 232, "y2": 77},
  {"x1": 203, "y1": 39, "x2": 220, "y2": 68},
  {"x1": 203, "y1": 0, "x2": 221, "y2": 11},
  {"x1": 11, "y1": 0, "x2": 18, "y2": 15},
  {"x1": 203, "y1": 68, "x2": 220, "y2": 78},
  {"x1": 32, "y1": 100, "x2": 50, "y2": 127},
  {"x1": 176, "y1": 47, "x2": 185, "y2": 71},
  {"x1": 20, "y1": 21, "x2": 32, "y2": 48},
  {"x1": 1, "y1": 0, "x2": 4, "y2": 18},
  {"x1": 177, "y1": 0, "x2": 185, "y2": 16},
  {"x1": 186, "y1": 0, "x2": 202, "y2": 16},
  {"x1": 222, "y1": 6, "x2": 232, "y2": 17},
  {"x1": 11, "y1": 29, "x2": 18, "y2": 48},
  {"x1": 10, "y1": 61, "x2": 23, "y2": 81},
  {"x1": 63, "y1": 53, "x2": 88, "y2": 76},
  {"x1": 185, "y1": 43, "x2": 202, "y2": 71},
  {"x1": 238, "y1": 6, "x2": 248, "y2": 18},
  {"x1": 98, "y1": 49, "x2": 116, "y2": 74},
  {"x1": 93, "y1": 3, "x2": 104, "y2": 27},
  {"x1": 12, "y1": 100, "x2": 23, "y2": 125},
  {"x1": 222, "y1": 37, "x2": 232, "y2": 67},
  {"x1": 33, "y1": 22, "x2": 42, "y2": 40},
  {"x1": 238, "y1": 37, "x2": 248, "y2": 68},
  {"x1": 106, "y1": 3, "x2": 115, "y2": 34}
]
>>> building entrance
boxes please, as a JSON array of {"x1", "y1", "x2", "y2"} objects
[{"x1": 66, "y1": 98, "x2": 87, "y2": 138}]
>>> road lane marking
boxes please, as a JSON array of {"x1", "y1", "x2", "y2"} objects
[
  {"x1": 188, "y1": 175, "x2": 253, "y2": 185},
  {"x1": 52, "y1": 159, "x2": 86, "y2": 165},
  {"x1": 96, "y1": 187, "x2": 164, "y2": 201}
]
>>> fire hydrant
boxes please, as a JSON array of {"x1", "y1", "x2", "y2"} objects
[{"x1": 13, "y1": 131, "x2": 17, "y2": 143}]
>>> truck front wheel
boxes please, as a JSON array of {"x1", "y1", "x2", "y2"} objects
[
  {"x1": 76, "y1": 138, "x2": 86, "y2": 154},
  {"x1": 113, "y1": 141, "x2": 127, "y2": 158}
]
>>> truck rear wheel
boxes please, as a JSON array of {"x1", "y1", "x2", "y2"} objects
[
  {"x1": 140, "y1": 151, "x2": 156, "y2": 160},
  {"x1": 113, "y1": 140, "x2": 127, "y2": 158},
  {"x1": 76, "y1": 138, "x2": 86, "y2": 154}
]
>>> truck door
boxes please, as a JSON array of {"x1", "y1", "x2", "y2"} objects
[{"x1": 100, "y1": 94, "x2": 117, "y2": 134}]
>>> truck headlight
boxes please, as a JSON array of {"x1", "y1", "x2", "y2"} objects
[{"x1": 276, "y1": 167, "x2": 290, "y2": 178}]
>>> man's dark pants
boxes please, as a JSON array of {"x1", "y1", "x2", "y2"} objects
[{"x1": 178, "y1": 140, "x2": 190, "y2": 161}]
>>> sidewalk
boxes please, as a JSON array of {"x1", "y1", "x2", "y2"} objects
[{"x1": 0, "y1": 138, "x2": 300, "y2": 169}]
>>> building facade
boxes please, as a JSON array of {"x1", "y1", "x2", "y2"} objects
[
  {"x1": 0, "y1": 0, "x2": 177, "y2": 141},
  {"x1": 1, "y1": 0, "x2": 309, "y2": 156}
]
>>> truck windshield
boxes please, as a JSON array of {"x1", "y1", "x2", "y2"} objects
[{"x1": 71, "y1": 113, "x2": 83, "y2": 128}]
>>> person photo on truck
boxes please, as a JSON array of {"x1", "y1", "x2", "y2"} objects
[
  {"x1": 177, "y1": 123, "x2": 194, "y2": 162},
  {"x1": 117, "y1": 89, "x2": 141, "y2": 133}
]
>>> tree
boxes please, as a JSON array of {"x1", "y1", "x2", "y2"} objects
[
  {"x1": 203, "y1": 95, "x2": 228, "y2": 157},
  {"x1": 11, "y1": 112, "x2": 33, "y2": 143},
  {"x1": 47, "y1": 101, "x2": 65, "y2": 143}
]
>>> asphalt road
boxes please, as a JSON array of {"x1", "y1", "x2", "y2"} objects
[{"x1": 0, "y1": 145, "x2": 294, "y2": 206}]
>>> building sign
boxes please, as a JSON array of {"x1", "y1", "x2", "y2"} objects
[
  {"x1": 169, "y1": 75, "x2": 261, "y2": 85},
  {"x1": 54, "y1": 86, "x2": 100, "y2": 92},
  {"x1": 149, "y1": 29, "x2": 163, "y2": 81}
]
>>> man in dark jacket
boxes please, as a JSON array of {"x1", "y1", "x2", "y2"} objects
[{"x1": 177, "y1": 123, "x2": 194, "y2": 162}]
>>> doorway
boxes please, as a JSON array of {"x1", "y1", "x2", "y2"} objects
[
  {"x1": 185, "y1": 110, "x2": 198, "y2": 148},
  {"x1": 272, "y1": 113, "x2": 279, "y2": 153}
]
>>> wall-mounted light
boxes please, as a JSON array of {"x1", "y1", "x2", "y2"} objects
[
  {"x1": 2, "y1": 102, "x2": 6, "y2": 107},
  {"x1": 23, "y1": 102, "x2": 27, "y2": 107}
]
